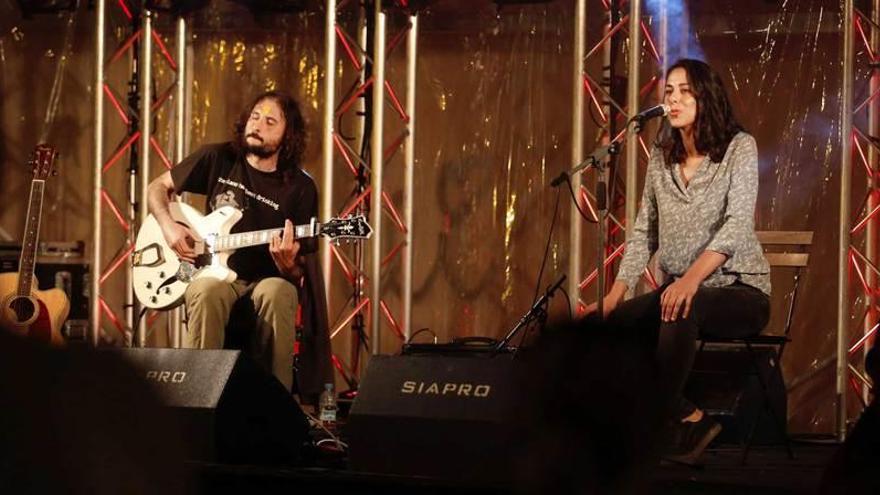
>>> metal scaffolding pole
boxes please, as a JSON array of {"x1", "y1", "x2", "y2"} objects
[
  {"x1": 572, "y1": 0, "x2": 663, "y2": 309},
  {"x1": 321, "y1": 0, "x2": 337, "y2": 294},
  {"x1": 659, "y1": 0, "x2": 668, "y2": 77},
  {"x1": 91, "y1": 0, "x2": 106, "y2": 346},
  {"x1": 171, "y1": 15, "x2": 188, "y2": 349},
  {"x1": 369, "y1": 3, "x2": 387, "y2": 355},
  {"x1": 864, "y1": 0, "x2": 880, "y2": 406},
  {"x1": 175, "y1": 17, "x2": 187, "y2": 167},
  {"x1": 569, "y1": 0, "x2": 586, "y2": 311},
  {"x1": 324, "y1": 1, "x2": 418, "y2": 379},
  {"x1": 625, "y1": 0, "x2": 642, "y2": 239},
  {"x1": 838, "y1": 0, "x2": 855, "y2": 441},
  {"x1": 322, "y1": 0, "x2": 374, "y2": 386},
  {"x1": 136, "y1": 9, "x2": 154, "y2": 348},
  {"x1": 352, "y1": 5, "x2": 369, "y2": 373},
  {"x1": 597, "y1": 6, "x2": 614, "y2": 316},
  {"x1": 402, "y1": 15, "x2": 418, "y2": 340}
]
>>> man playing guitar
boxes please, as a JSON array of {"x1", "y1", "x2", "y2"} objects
[{"x1": 146, "y1": 91, "x2": 331, "y2": 400}]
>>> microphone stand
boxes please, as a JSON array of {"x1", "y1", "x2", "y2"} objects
[
  {"x1": 494, "y1": 274, "x2": 566, "y2": 353},
  {"x1": 550, "y1": 116, "x2": 650, "y2": 320}
]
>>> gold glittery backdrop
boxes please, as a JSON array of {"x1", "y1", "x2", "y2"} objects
[{"x1": 0, "y1": 0, "x2": 857, "y2": 434}]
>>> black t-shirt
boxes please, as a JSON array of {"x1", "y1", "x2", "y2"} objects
[{"x1": 170, "y1": 142, "x2": 318, "y2": 282}]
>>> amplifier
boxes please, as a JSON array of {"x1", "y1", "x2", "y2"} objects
[
  {"x1": 117, "y1": 348, "x2": 309, "y2": 465},
  {"x1": 346, "y1": 354, "x2": 526, "y2": 484}
]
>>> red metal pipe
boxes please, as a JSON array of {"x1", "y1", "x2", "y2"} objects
[
  {"x1": 382, "y1": 191, "x2": 407, "y2": 233},
  {"x1": 335, "y1": 25, "x2": 363, "y2": 71},
  {"x1": 99, "y1": 244, "x2": 135, "y2": 285},
  {"x1": 103, "y1": 84, "x2": 130, "y2": 124},
  {"x1": 384, "y1": 80, "x2": 409, "y2": 121},
  {"x1": 330, "y1": 298, "x2": 370, "y2": 340},
  {"x1": 151, "y1": 30, "x2": 177, "y2": 70},
  {"x1": 102, "y1": 132, "x2": 141, "y2": 173},
  {"x1": 380, "y1": 299, "x2": 405, "y2": 341},
  {"x1": 100, "y1": 189, "x2": 130, "y2": 232},
  {"x1": 150, "y1": 136, "x2": 173, "y2": 170},
  {"x1": 381, "y1": 240, "x2": 406, "y2": 268}
]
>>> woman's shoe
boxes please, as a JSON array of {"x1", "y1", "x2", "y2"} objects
[{"x1": 663, "y1": 415, "x2": 722, "y2": 466}]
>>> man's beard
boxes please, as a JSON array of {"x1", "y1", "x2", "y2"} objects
[{"x1": 242, "y1": 135, "x2": 282, "y2": 159}]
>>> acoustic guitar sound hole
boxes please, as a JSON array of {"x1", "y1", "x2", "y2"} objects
[{"x1": 9, "y1": 297, "x2": 35, "y2": 323}]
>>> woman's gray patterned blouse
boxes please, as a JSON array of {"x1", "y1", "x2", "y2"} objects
[{"x1": 615, "y1": 132, "x2": 771, "y2": 295}]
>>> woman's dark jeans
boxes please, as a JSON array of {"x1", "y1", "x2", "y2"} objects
[{"x1": 605, "y1": 281, "x2": 770, "y2": 420}]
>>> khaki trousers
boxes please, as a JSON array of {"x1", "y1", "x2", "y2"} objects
[{"x1": 182, "y1": 276, "x2": 297, "y2": 391}]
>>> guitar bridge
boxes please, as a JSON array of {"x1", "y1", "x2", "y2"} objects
[{"x1": 132, "y1": 243, "x2": 165, "y2": 268}]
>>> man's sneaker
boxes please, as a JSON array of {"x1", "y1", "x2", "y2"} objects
[{"x1": 663, "y1": 414, "x2": 722, "y2": 466}]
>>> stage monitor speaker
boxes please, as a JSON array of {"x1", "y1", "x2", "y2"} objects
[
  {"x1": 117, "y1": 348, "x2": 309, "y2": 465},
  {"x1": 346, "y1": 354, "x2": 525, "y2": 484},
  {"x1": 685, "y1": 345, "x2": 787, "y2": 445}
]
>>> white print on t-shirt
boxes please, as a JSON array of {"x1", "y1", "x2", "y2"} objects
[
  {"x1": 217, "y1": 177, "x2": 280, "y2": 211},
  {"x1": 213, "y1": 190, "x2": 241, "y2": 210}
]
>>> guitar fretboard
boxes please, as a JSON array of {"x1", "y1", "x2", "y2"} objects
[
  {"x1": 214, "y1": 224, "x2": 318, "y2": 251},
  {"x1": 17, "y1": 180, "x2": 45, "y2": 298}
]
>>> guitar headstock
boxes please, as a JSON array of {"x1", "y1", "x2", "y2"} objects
[
  {"x1": 321, "y1": 214, "x2": 373, "y2": 243},
  {"x1": 31, "y1": 144, "x2": 58, "y2": 180}
]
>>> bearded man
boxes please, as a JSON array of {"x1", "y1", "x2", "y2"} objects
[{"x1": 146, "y1": 91, "x2": 331, "y2": 401}]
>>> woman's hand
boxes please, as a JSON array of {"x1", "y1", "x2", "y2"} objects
[
  {"x1": 584, "y1": 294, "x2": 622, "y2": 318},
  {"x1": 660, "y1": 276, "x2": 700, "y2": 322},
  {"x1": 584, "y1": 281, "x2": 627, "y2": 318}
]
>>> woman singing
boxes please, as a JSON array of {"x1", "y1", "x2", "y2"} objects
[{"x1": 586, "y1": 59, "x2": 771, "y2": 464}]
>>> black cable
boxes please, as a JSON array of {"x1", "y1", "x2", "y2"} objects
[
  {"x1": 407, "y1": 327, "x2": 437, "y2": 344},
  {"x1": 518, "y1": 187, "x2": 563, "y2": 350},
  {"x1": 531, "y1": 187, "x2": 562, "y2": 305},
  {"x1": 559, "y1": 285, "x2": 574, "y2": 321},
  {"x1": 132, "y1": 306, "x2": 148, "y2": 348}
]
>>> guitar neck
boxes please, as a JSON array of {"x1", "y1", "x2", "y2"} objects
[
  {"x1": 17, "y1": 179, "x2": 45, "y2": 297},
  {"x1": 213, "y1": 222, "x2": 321, "y2": 251}
]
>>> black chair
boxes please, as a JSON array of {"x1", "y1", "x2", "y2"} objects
[{"x1": 693, "y1": 230, "x2": 812, "y2": 464}]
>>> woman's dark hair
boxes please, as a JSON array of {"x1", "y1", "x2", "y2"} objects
[
  {"x1": 656, "y1": 59, "x2": 744, "y2": 166},
  {"x1": 233, "y1": 90, "x2": 307, "y2": 174}
]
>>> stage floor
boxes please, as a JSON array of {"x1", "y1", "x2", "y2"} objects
[
  {"x1": 654, "y1": 443, "x2": 835, "y2": 494},
  {"x1": 195, "y1": 442, "x2": 837, "y2": 494}
]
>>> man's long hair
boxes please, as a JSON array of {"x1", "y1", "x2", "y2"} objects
[
  {"x1": 656, "y1": 59, "x2": 744, "y2": 166},
  {"x1": 232, "y1": 90, "x2": 307, "y2": 174}
]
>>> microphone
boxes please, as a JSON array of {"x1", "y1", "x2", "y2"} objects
[{"x1": 632, "y1": 104, "x2": 670, "y2": 122}]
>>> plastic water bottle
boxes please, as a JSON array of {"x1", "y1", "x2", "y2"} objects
[{"x1": 319, "y1": 383, "x2": 338, "y2": 430}]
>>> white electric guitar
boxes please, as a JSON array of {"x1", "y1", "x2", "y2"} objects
[{"x1": 132, "y1": 202, "x2": 371, "y2": 309}]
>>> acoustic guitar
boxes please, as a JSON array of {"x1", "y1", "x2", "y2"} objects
[{"x1": 0, "y1": 144, "x2": 69, "y2": 345}]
